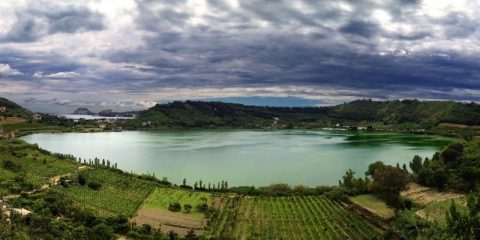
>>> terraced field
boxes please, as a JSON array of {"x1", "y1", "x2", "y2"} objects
[
  {"x1": 209, "y1": 196, "x2": 382, "y2": 240},
  {"x1": 132, "y1": 188, "x2": 212, "y2": 236}
]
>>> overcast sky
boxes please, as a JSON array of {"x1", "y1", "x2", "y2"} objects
[{"x1": 0, "y1": 0, "x2": 479, "y2": 112}]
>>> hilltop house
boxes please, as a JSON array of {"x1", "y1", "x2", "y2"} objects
[{"x1": 33, "y1": 113, "x2": 42, "y2": 120}]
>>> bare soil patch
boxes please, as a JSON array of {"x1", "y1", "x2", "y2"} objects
[
  {"x1": 401, "y1": 183, "x2": 463, "y2": 205},
  {"x1": 131, "y1": 208, "x2": 206, "y2": 236},
  {"x1": 0, "y1": 117, "x2": 25, "y2": 126}
]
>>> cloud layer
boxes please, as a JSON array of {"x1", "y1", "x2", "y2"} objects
[{"x1": 0, "y1": 0, "x2": 479, "y2": 112}]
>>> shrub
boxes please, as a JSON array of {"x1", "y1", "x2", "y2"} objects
[
  {"x1": 196, "y1": 203, "x2": 209, "y2": 212},
  {"x1": 168, "y1": 202, "x2": 181, "y2": 212},
  {"x1": 78, "y1": 174, "x2": 87, "y2": 186},
  {"x1": 87, "y1": 182, "x2": 102, "y2": 190},
  {"x1": 3, "y1": 160, "x2": 21, "y2": 171}
]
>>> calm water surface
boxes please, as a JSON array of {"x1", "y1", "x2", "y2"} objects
[{"x1": 21, "y1": 130, "x2": 453, "y2": 186}]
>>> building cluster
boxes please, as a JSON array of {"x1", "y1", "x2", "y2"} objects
[
  {"x1": 0, "y1": 106, "x2": 6, "y2": 112},
  {"x1": 32, "y1": 113, "x2": 42, "y2": 120},
  {"x1": 334, "y1": 123, "x2": 374, "y2": 131},
  {"x1": 141, "y1": 121, "x2": 152, "y2": 127}
]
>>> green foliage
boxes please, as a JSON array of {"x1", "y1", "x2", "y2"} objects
[
  {"x1": 390, "y1": 210, "x2": 431, "y2": 240},
  {"x1": 418, "y1": 140, "x2": 480, "y2": 192},
  {"x1": 0, "y1": 97, "x2": 32, "y2": 118},
  {"x1": 2, "y1": 191, "x2": 165, "y2": 240},
  {"x1": 0, "y1": 138, "x2": 78, "y2": 195},
  {"x1": 54, "y1": 168, "x2": 156, "y2": 217},
  {"x1": 410, "y1": 155, "x2": 423, "y2": 174},
  {"x1": 365, "y1": 161, "x2": 385, "y2": 177},
  {"x1": 339, "y1": 169, "x2": 369, "y2": 195},
  {"x1": 168, "y1": 202, "x2": 182, "y2": 212},
  {"x1": 413, "y1": 195, "x2": 480, "y2": 240},
  {"x1": 87, "y1": 181, "x2": 102, "y2": 190},
  {"x1": 129, "y1": 99, "x2": 480, "y2": 130},
  {"x1": 2, "y1": 159, "x2": 21, "y2": 171},
  {"x1": 142, "y1": 187, "x2": 212, "y2": 217},
  {"x1": 370, "y1": 164, "x2": 408, "y2": 207},
  {"x1": 78, "y1": 173, "x2": 87, "y2": 186},
  {"x1": 444, "y1": 195, "x2": 480, "y2": 240}
]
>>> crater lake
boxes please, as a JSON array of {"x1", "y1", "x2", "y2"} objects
[{"x1": 21, "y1": 130, "x2": 453, "y2": 187}]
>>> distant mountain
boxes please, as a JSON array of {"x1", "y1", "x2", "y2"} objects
[
  {"x1": 98, "y1": 109, "x2": 137, "y2": 118},
  {"x1": 128, "y1": 99, "x2": 480, "y2": 129},
  {"x1": 0, "y1": 97, "x2": 32, "y2": 118},
  {"x1": 73, "y1": 108, "x2": 94, "y2": 115}
]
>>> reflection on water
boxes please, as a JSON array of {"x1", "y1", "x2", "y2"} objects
[{"x1": 21, "y1": 130, "x2": 453, "y2": 187}]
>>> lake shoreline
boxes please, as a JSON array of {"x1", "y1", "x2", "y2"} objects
[{"x1": 21, "y1": 130, "x2": 453, "y2": 187}]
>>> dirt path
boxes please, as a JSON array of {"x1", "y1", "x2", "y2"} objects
[{"x1": 1, "y1": 165, "x2": 90, "y2": 211}]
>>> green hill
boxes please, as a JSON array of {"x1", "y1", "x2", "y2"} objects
[
  {"x1": 0, "y1": 97, "x2": 32, "y2": 118},
  {"x1": 129, "y1": 99, "x2": 480, "y2": 130}
]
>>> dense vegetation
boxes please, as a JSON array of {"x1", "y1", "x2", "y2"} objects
[
  {"x1": 2, "y1": 96, "x2": 480, "y2": 239},
  {"x1": 410, "y1": 140, "x2": 480, "y2": 192},
  {"x1": 0, "y1": 97, "x2": 32, "y2": 118},
  {"x1": 0, "y1": 138, "x2": 78, "y2": 196},
  {"x1": 54, "y1": 168, "x2": 157, "y2": 217},
  {"x1": 127, "y1": 99, "x2": 480, "y2": 133}
]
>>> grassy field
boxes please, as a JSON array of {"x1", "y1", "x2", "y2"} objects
[
  {"x1": 208, "y1": 195, "x2": 381, "y2": 240},
  {"x1": 0, "y1": 138, "x2": 79, "y2": 195},
  {"x1": 350, "y1": 194, "x2": 395, "y2": 219},
  {"x1": 54, "y1": 168, "x2": 156, "y2": 217},
  {"x1": 143, "y1": 187, "x2": 212, "y2": 216}
]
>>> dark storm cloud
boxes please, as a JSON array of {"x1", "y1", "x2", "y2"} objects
[
  {"x1": 2, "y1": 5, "x2": 104, "y2": 42},
  {"x1": 339, "y1": 20, "x2": 379, "y2": 38},
  {"x1": 1, "y1": 0, "x2": 480, "y2": 111}
]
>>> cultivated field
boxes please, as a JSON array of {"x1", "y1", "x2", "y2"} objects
[
  {"x1": 350, "y1": 194, "x2": 395, "y2": 219},
  {"x1": 0, "y1": 138, "x2": 79, "y2": 195},
  {"x1": 209, "y1": 196, "x2": 382, "y2": 240},
  {"x1": 401, "y1": 183, "x2": 463, "y2": 205},
  {"x1": 416, "y1": 197, "x2": 467, "y2": 223},
  {"x1": 132, "y1": 187, "x2": 212, "y2": 236},
  {"x1": 54, "y1": 168, "x2": 156, "y2": 217},
  {"x1": 143, "y1": 187, "x2": 212, "y2": 216},
  {"x1": 401, "y1": 182, "x2": 466, "y2": 223}
]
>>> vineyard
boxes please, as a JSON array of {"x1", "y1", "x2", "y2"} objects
[
  {"x1": 0, "y1": 138, "x2": 79, "y2": 194},
  {"x1": 54, "y1": 168, "x2": 155, "y2": 217},
  {"x1": 208, "y1": 196, "x2": 382, "y2": 240}
]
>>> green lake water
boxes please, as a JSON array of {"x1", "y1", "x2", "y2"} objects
[{"x1": 21, "y1": 130, "x2": 453, "y2": 187}]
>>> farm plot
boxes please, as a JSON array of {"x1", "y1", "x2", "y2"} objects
[
  {"x1": 209, "y1": 196, "x2": 382, "y2": 240},
  {"x1": 416, "y1": 197, "x2": 467, "y2": 224},
  {"x1": 54, "y1": 168, "x2": 155, "y2": 217},
  {"x1": 132, "y1": 188, "x2": 212, "y2": 236},
  {"x1": 142, "y1": 187, "x2": 212, "y2": 216},
  {"x1": 350, "y1": 194, "x2": 395, "y2": 220}
]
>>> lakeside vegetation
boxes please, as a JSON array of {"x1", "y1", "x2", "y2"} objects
[
  {"x1": 2, "y1": 96, "x2": 480, "y2": 239},
  {"x1": 126, "y1": 99, "x2": 480, "y2": 137}
]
